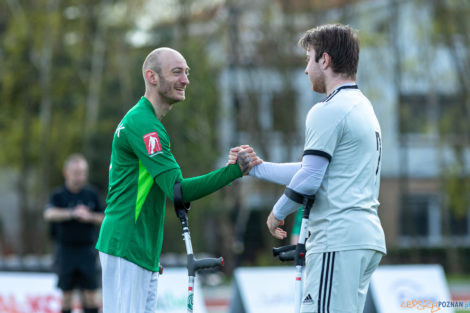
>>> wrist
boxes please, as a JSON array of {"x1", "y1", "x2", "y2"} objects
[{"x1": 229, "y1": 163, "x2": 243, "y2": 178}]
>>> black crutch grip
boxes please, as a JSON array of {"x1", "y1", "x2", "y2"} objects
[
  {"x1": 273, "y1": 245, "x2": 296, "y2": 257},
  {"x1": 279, "y1": 250, "x2": 296, "y2": 262}
]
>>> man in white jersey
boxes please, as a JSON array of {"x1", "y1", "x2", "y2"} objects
[{"x1": 234, "y1": 24, "x2": 386, "y2": 313}]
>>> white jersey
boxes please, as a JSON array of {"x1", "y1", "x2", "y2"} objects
[{"x1": 304, "y1": 84, "x2": 386, "y2": 255}]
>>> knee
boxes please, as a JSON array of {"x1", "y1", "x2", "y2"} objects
[
  {"x1": 82, "y1": 290, "x2": 99, "y2": 308},
  {"x1": 61, "y1": 292, "x2": 73, "y2": 309}
]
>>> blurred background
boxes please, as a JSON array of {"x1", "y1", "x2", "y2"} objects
[{"x1": 0, "y1": 0, "x2": 469, "y2": 311}]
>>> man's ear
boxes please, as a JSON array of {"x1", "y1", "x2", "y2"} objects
[
  {"x1": 321, "y1": 53, "x2": 331, "y2": 70},
  {"x1": 145, "y1": 69, "x2": 159, "y2": 86}
]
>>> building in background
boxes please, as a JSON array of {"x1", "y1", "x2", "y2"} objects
[{"x1": 1, "y1": 0, "x2": 469, "y2": 272}]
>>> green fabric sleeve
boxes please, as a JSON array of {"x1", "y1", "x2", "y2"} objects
[
  {"x1": 153, "y1": 168, "x2": 183, "y2": 202},
  {"x1": 180, "y1": 163, "x2": 242, "y2": 202},
  {"x1": 154, "y1": 163, "x2": 242, "y2": 203},
  {"x1": 291, "y1": 207, "x2": 303, "y2": 236}
]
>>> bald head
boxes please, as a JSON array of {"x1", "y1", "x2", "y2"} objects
[
  {"x1": 142, "y1": 47, "x2": 190, "y2": 109},
  {"x1": 142, "y1": 47, "x2": 185, "y2": 83}
]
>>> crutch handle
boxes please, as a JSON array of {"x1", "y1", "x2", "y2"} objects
[
  {"x1": 278, "y1": 250, "x2": 296, "y2": 262},
  {"x1": 273, "y1": 245, "x2": 296, "y2": 257},
  {"x1": 188, "y1": 255, "x2": 224, "y2": 276}
]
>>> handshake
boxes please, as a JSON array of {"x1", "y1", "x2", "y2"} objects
[{"x1": 226, "y1": 145, "x2": 263, "y2": 175}]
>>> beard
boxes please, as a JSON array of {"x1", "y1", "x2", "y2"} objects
[
  {"x1": 157, "y1": 75, "x2": 184, "y2": 104},
  {"x1": 311, "y1": 72, "x2": 326, "y2": 94}
]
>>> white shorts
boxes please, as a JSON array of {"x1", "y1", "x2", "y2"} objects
[
  {"x1": 99, "y1": 252, "x2": 159, "y2": 313},
  {"x1": 301, "y1": 249, "x2": 383, "y2": 313}
]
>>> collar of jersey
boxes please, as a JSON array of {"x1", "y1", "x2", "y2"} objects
[
  {"x1": 140, "y1": 96, "x2": 154, "y2": 112},
  {"x1": 320, "y1": 83, "x2": 358, "y2": 103}
]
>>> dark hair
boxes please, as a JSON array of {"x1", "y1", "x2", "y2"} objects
[{"x1": 298, "y1": 24, "x2": 360, "y2": 79}]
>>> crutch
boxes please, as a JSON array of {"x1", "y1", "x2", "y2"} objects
[
  {"x1": 173, "y1": 183, "x2": 224, "y2": 313},
  {"x1": 272, "y1": 189, "x2": 315, "y2": 313}
]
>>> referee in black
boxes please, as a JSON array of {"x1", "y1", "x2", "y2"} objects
[{"x1": 44, "y1": 154, "x2": 104, "y2": 313}]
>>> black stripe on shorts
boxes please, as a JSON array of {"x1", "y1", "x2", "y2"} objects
[{"x1": 318, "y1": 252, "x2": 336, "y2": 313}]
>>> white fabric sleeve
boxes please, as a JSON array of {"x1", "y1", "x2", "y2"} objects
[
  {"x1": 249, "y1": 162, "x2": 301, "y2": 186},
  {"x1": 304, "y1": 103, "x2": 346, "y2": 159},
  {"x1": 273, "y1": 154, "x2": 329, "y2": 220}
]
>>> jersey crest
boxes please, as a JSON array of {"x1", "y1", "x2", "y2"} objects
[{"x1": 143, "y1": 132, "x2": 162, "y2": 156}]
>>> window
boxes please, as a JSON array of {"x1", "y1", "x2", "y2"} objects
[
  {"x1": 400, "y1": 193, "x2": 470, "y2": 246},
  {"x1": 271, "y1": 88, "x2": 296, "y2": 133},
  {"x1": 399, "y1": 93, "x2": 463, "y2": 135}
]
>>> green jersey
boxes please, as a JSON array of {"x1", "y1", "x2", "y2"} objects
[{"x1": 96, "y1": 97, "x2": 181, "y2": 272}]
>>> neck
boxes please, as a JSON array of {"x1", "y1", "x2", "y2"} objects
[
  {"x1": 325, "y1": 75, "x2": 356, "y2": 96},
  {"x1": 66, "y1": 183, "x2": 81, "y2": 194},
  {"x1": 144, "y1": 90, "x2": 172, "y2": 121}
]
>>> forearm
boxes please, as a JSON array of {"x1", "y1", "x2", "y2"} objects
[
  {"x1": 273, "y1": 155, "x2": 329, "y2": 220},
  {"x1": 44, "y1": 207, "x2": 73, "y2": 222},
  {"x1": 249, "y1": 162, "x2": 301, "y2": 185},
  {"x1": 180, "y1": 163, "x2": 242, "y2": 202},
  {"x1": 90, "y1": 213, "x2": 104, "y2": 225},
  {"x1": 154, "y1": 163, "x2": 242, "y2": 203}
]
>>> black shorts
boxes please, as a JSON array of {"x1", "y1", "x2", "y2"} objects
[{"x1": 56, "y1": 245, "x2": 99, "y2": 291}]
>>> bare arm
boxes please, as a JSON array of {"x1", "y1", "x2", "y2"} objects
[
  {"x1": 44, "y1": 205, "x2": 104, "y2": 225},
  {"x1": 43, "y1": 207, "x2": 74, "y2": 222},
  {"x1": 73, "y1": 205, "x2": 104, "y2": 225}
]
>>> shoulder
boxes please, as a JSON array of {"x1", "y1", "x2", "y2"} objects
[
  {"x1": 49, "y1": 186, "x2": 67, "y2": 198},
  {"x1": 124, "y1": 107, "x2": 167, "y2": 135},
  {"x1": 306, "y1": 99, "x2": 351, "y2": 129},
  {"x1": 82, "y1": 185, "x2": 100, "y2": 197}
]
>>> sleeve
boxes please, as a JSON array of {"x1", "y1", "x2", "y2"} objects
[
  {"x1": 154, "y1": 164, "x2": 242, "y2": 203},
  {"x1": 154, "y1": 168, "x2": 183, "y2": 202},
  {"x1": 180, "y1": 163, "x2": 242, "y2": 202},
  {"x1": 303, "y1": 105, "x2": 345, "y2": 161},
  {"x1": 45, "y1": 190, "x2": 61, "y2": 210},
  {"x1": 272, "y1": 154, "x2": 329, "y2": 220},
  {"x1": 125, "y1": 116, "x2": 180, "y2": 178},
  {"x1": 249, "y1": 162, "x2": 301, "y2": 186}
]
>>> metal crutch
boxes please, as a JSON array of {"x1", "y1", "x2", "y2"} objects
[
  {"x1": 173, "y1": 183, "x2": 224, "y2": 313},
  {"x1": 273, "y1": 190, "x2": 315, "y2": 313}
]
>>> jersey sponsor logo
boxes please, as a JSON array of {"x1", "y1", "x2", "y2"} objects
[{"x1": 143, "y1": 132, "x2": 162, "y2": 156}]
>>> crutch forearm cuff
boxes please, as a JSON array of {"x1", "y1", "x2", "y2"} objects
[
  {"x1": 174, "y1": 182, "x2": 190, "y2": 212},
  {"x1": 284, "y1": 187, "x2": 312, "y2": 204}
]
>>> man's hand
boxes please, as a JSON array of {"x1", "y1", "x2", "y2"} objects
[
  {"x1": 267, "y1": 211, "x2": 287, "y2": 239},
  {"x1": 72, "y1": 204, "x2": 93, "y2": 223},
  {"x1": 226, "y1": 146, "x2": 241, "y2": 166},
  {"x1": 227, "y1": 145, "x2": 262, "y2": 175}
]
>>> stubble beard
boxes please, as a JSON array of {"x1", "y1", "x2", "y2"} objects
[
  {"x1": 312, "y1": 73, "x2": 326, "y2": 94},
  {"x1": 158, "y1": 75, "x2": 184, "y2": 105}
]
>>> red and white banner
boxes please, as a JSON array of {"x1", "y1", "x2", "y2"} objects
[{"x1": 0, "y1": 272, "x2": 61, "y2": 313}]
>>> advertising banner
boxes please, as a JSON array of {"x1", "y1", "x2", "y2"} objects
[{"x1": 0, "y1": 269, "x2": 206, "y2": 313}]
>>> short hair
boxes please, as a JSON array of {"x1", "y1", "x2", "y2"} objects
[
  {"x1": 64, "y1": 153, "x2": 87, "y2": 170},
  {"x1": 142, "y1": 49, "x2": 164, "y2": 82},
  {"x1": 298, "y1": 24, "x2": 360, "y2": 79}
]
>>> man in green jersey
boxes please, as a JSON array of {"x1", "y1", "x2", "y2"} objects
[{"x1": 96, "y1": 47, "x2": 260, "y2": 313}]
